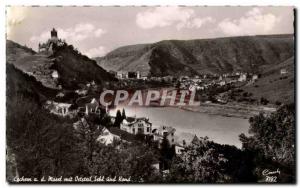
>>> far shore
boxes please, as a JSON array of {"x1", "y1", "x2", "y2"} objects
[{"x1": 177, "y1": 102, "x2": 276, "y2": 119}]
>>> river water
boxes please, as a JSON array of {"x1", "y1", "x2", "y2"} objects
[{"x1": 109, "y1": 106, "x2": 250, "y2": 148}]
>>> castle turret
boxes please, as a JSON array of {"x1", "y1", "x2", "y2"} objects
[{"x1": 51, "y1": 28, "x2": 58, "y2": 39}]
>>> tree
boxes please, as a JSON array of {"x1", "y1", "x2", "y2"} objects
[
  {"x1": 6, "y1": 97, "x2": 85, "y2": 180},
  {"x1": 159, "y1": 136, "x2": 175, "y2": 171},
  {"x1": 240, "y1": 104, "x2": 295, "y2": 165},
  {"x1": 88, "y1": 141, "x2": 162, "y2": 182},
  {"x1": 122, "y1": 108, "x2": 126, "y2": 120},
  {"x1": 260, "y1": 97, "x2": 269, "y2": 105},
  {"x1": 114, "y1": 110, "x2": 123, "y2": 128},
  {"x1": 239, "y1": 104, "x2": 295, "y2": 182},
  {"x1": 168, "y1": 138, "x2": 230, "y2": 183}
]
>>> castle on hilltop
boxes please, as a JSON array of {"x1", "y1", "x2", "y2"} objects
[{"x1": 38, "y1": 28, "x2": 65, "y2": 53}]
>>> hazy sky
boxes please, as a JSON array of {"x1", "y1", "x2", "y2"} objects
[{"x1": 7, "y1": 6, "x2": 294, "y2": 57}]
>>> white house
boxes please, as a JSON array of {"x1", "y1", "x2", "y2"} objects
[
  {"x1": 45, "y1": 101, "x2": 72, "y2": 117},
  {"x1": 252, "y1": 74, "x2": 258, "y2": 81},
  {"x1": 75, "y1": 89, "x2": 88, "y2": 96},
  {"x1": 238, "y1": 73, "x2": 247, "y2": 82},
  {"x1": 117, "y1": 71, "x2": 127, "y2": 79},
  {"x1": 51, "y1": 70, "x2": 59, "y2": 79},
  {"x1": 280, "y1": 68, "x2": 288, "y2": 75},
  {"x1": 219, "y1": 80, "x2": 226, "y2": 86},
  {"x1": 96, "y1": 127, "x2": 120, "y2": 145},
  {"x1": 120, "y1": 117, "x2": 152, "y2": 135},
  {"x1": 175, "y1": 144, "x2": 185, "y2": 155},
  {"x1": 85, "y1": 98, "x2": 101, "y2": 115}
]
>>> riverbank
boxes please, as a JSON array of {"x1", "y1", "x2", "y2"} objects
[{"x1": 179, "y1": 102, "x2": 276, "y2": 119}]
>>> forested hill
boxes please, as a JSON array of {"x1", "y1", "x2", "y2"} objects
[{"x1": 96, "y1": 34, "x2": 294, "y2": 76}]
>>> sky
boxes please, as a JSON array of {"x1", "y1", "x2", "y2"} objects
[{"x1": 6, "y1": 6, "x2": 294, "y2": 58}]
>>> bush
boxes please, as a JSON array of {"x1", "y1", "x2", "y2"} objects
[{"x1": 260, "y1": 97, "x2": 269, "y2": 105}]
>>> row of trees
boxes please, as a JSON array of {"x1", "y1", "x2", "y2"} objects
[{"x1": 113, "y1": 109, "x2": 126, "y2": 128}]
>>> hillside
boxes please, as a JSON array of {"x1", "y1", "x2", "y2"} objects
[
  {"x1": 96, "y1": 34, "x2": 294, "y2": 76},
  {"x1": 51, "y1": 44, "x2": 115, "y2": 89},
  {"x1": 242, "y1": 57, "x2": 294, "y2": 104},
  {"x1": 6, "y1": 40, "x2": 60, "y2": 88},
  {"x1": 6, "y1": 40, "x2": 115, "y2": 89},
  {"x1": 6, "y1": 63, "x2": 57, "y2": 104},
  {"x1": 6, "y1": 40, "x2": 36, "y2": 65}
]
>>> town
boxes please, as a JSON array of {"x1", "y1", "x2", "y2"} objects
[{"x1": 35, "y1": 28, "x2": 290, "y2": 175}]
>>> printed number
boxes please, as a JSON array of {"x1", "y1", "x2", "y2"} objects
[{"x1": 266, "y1": 176, "x2": 277, "y2": 182}]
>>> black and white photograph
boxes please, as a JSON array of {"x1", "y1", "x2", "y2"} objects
[{"x1": 5, "y1": 5, "x2": 296, "y2": 184}]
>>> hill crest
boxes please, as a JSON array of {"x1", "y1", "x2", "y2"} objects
[{"x1": 96, "y1": 34, "x2": 294, "y2": 76}]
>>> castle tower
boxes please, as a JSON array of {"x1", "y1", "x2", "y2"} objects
[{"x1": 51, "y1": 28, "x2": 58, "y2": 39}]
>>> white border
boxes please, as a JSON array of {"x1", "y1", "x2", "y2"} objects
[{"x1": 0, "y1": 1, "x2": 299, "y2": 188}]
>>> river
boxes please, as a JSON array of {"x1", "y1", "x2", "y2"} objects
[{"x1": 109, "y1": 106, "x2": 250, "y2": 148}]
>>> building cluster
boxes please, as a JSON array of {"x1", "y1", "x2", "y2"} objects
[
  {"x1": 107, "y1": 114, "x2": 199, "y2": 155},
  {"x1": 46, "y1": 95, "x2": 196, "y2": 156},
  {"x1": 109, "y1": 71, "x2": 148, "y2": 80},
  {"x1": 38, "y1": 28, "x2": 66, "y2": 53},
  {"x1": 179, "y1": 72, "x2": 259, "y2": 92}
]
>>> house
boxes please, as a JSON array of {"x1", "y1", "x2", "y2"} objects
[
  {"x1": 116, "y1": 71, "x2": 123, "y2": 79},
  {"x1": 127, "y1": 71, "x2": 137, "y2": 79},
  {"x1": 175, "y1": 144, "x2": 185, "y2": 155},
  {"x1": 116, "y1": 71, "x2": 128, "y2": 79},
  {"x1": 45, "y1": 101, "x2": 72, "y2": 117},
  {"x1": 109, "y1": 127, "x2": 137, "y2": 143},
  {"x1": 252, "y1": 74, "x2": 258, "y2": 81},
  {"x1": 219, "y1": 80, "x2": 226, "y2": 86},
  {"x1": 238, "y1": 73, "x2": 247, "y2": 82},
  {"x1": 51, "y1": 70, "x2": 59, "y2": 79},
  {"x1": 139, "y1": 73, "x2": 148, "y2": 80},
  {"x1": 56, "y1": 92, "x2": 64, "y2": 98},
  {"x1": 152, "y1": 126, "x2": 176, "y2": 146},
  {"x1": 280, "y1": 68, "x2": 288, "y2": 75},
  {"x1": 151, "y1": 163, "x2": 160, "y2": 172},
  {"x1": 174, "y1": 135, "x2": 206, "y2": 155},
  {"x1": 120, "y1": 117, "x2": 152, "y2": 135},
  {"x1": 96, "y1": 127, "x2": 120, "y2": 145},
  {"x1": 75, "y1": 89, "x2": 88, "y2": 96},
  {"x1": 85, "y1": 98, "x2": 101, "y2": 115},
  {"x1": 136, "y1": 71, "x2": 141, "y2": 79}
]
